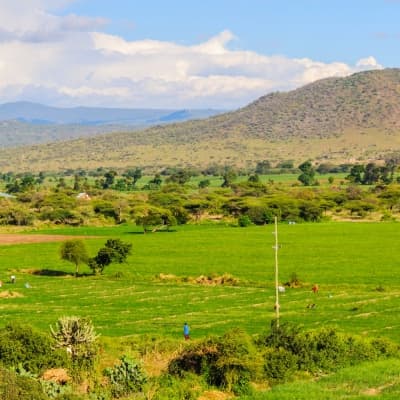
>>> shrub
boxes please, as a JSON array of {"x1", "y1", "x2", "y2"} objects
[
  {"x1": 169, "y1": 329, "x2": 259, "y2": 393},
  {"x1": 0, "y1": 323, "x2": 67, "y2": 375},
  {"x1": 370, "y1": 337, "x2": 399, "y2": 357},
  {"x1": 238, "y1": 215, "x2": 252, "y2": 227},
  {"x1": 198, "y1": 179, "x2": 210, "y2": 189},
  {"x1": 0, "y1": 367, "x2": 49, "y2": 400},
  {"x1": 50, "y1": 316, "x2": 99, "y2": 375},
  {"x1": 103, "y1": 355, "x2": 147, "y2": 398},
  {"x1": 261, "y1": 321, "x2": 400, "y2": 382},
  {"x1": 264, "y1": 347, "x2": 297, "y2": 382},
  {"x1": 40, "y1": 380, "x2": 75, "y2": 399},
  {"x1": 246, "y1": 206, "x2": 274, "y2": 225},
  {"x1": 93, "y1": 201, "x2": 118, "y2": 221},
  {"x1": 154, "y1": 373, "x2": 202, "y2": 400},
  {"x1": 40, "y1": 208, "x2": 81, "y2": 225}
]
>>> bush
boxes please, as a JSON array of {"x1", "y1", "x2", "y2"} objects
[
  {"x1": 169, "y1": 329, "x2": 260, "y2": 393},
  {"x1": 0, "y1": 323, "x2": 67, "y2": 375},
  {"x1": 151, "y1": 374, "x2": 202, "y2": 400},
  {"x1": 0, "y1": 367, "x2": 49, "y2": 400},
  {"x1": 264, "y1": 347, "x2": 297, "y2": 382},
  {"x1": 238, "y1": 215, "x2": 252, "y2": 227},
  {"x1": 40, "y1": 380, "x2": 76, "y2": 399},
  {"x1": 246, "y1": 206, "x2": 274, "y2": 225},
  {"x1": 93, "y1": 201, "x2": 118, "y2": 221},
  {"x1": 260, "y1": 321, "x2": 400, "y2": 382},
  {"x1": 103, "y1": 355, "x2": 147, "y2": 398}
]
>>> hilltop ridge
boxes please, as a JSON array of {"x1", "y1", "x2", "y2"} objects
[{"x1": 1, "y1": 68, "x2": 400, "y2": 172}]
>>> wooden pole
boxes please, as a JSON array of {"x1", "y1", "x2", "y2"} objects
[{"x1": 274, "y1": 216, "x2": 280, "y2": 326}]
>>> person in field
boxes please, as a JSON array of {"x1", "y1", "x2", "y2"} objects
[{"x1": 183, "y1": 322, "x2": 190, "y2": 340}]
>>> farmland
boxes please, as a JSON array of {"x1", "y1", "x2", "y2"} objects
[{"x1": 1, "y1": 222, "x2": 399, "y2": 341}]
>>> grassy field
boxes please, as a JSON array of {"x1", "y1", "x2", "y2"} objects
[
  {"x1": 0, "y1": 222, "x2": 399, "y2": 342},
  {"x1": 240, "y1": 358, "x2": 400, "y2": 399},
  {"x1": 42, "y1": 172, "x2": 348, "y2": 190}
]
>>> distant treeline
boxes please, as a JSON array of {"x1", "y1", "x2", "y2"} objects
[{"x1": 1, "y1": 157, "x2": 400, "y2": 228}]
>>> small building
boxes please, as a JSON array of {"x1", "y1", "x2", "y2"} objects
[
  {"x1": 0, "y1": 192, "x2": 16, "y2": 199},
  {"x1": 76, "y1": 192, "x2": 91, "y2": 201}
]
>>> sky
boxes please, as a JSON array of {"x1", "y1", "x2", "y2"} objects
[{"x1": 0, "y1": 0, "x2": 398, "y2": 109}]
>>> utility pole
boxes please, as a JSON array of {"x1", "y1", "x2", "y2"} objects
[{"x1": 274, "y1": 216, "x2": 280, "y2": 327}]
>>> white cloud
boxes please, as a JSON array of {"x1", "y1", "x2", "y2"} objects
[
  {"x1": 356, "y1": 56, "x2": 382, "y2": 68},
  {"x1": 0, "y1": 2, "x2": 384, "y2": 108},
  {"x1": 0, "y1": 0, "x2": 107, "y2": 42}
]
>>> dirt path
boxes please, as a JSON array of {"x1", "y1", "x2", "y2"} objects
[{"x1": 0, "y1": 234, "x2": 97, "y2": 245}]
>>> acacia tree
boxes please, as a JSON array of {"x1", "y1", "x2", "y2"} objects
[
  {"x1": 123, "y1": 168, "x2": 142, "y2": 188},
  {"x1": 298, "y1": 161, "x2": 316, "y2": 186},
  {"x1": 221, "y1": 168, "x2": 237, "y2": 187},
  {"x1": 88, "y1": 238, "x2": 132, "y2": 275},
  {"x1": 60, "y1": 240, "x2": 88, "y2": 277},
  {"x1": 134, "y1": 206, "x2": 177, "y2": 233}
]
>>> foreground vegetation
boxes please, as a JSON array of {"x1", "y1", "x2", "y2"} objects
[{"x1": 2, "y1": 319, "x2": 399, "y2": 399}]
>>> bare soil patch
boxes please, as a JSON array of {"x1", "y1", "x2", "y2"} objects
[
  {"x1": 0, "y1": 234, "x2": 96, "y2": 245},
  {"x1": 198, "y1": 390, "x2": 233, "y2": 400},
  {"x1": 42, "y1": 368, "x2": 70, "y2": 384},
  {"x1": 156, "y1": 273, "x2": 240, "y2": 286},
  {"x1": 0, "y1": 290, "x2": 24, "y2": 298}
]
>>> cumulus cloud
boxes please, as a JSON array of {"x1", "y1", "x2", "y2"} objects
[
  {"x1": 0, "y1": 2, "x2": 383, "y2": 108},
  {"x1": 0, "y1": 0, "x2": 107, "y2": 42},
  {"x1": 356, "y1": 56, "x2": 382, "y2": 68}
]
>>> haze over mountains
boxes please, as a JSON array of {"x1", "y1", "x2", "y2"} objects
[
  {"x1": 0, "y1": 102, "x2": 223, "y2": 126},
  {"x1": 1, "y1": 68, "x2": 400, "y2": 172},
  {"x1": 0, "y1": 102, "x2": 223, "y2": 147}
]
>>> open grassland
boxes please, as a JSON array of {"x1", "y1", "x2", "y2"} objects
[
  {"x1": 36, "y1": 172, "x2": 349, "y2": 191},
  {"x1": 0, "y1": 222, "x2": 399, "y2": 342},
  {"x1": 1, "y1": 129, "x2": 399, "y2": 172},
  {"x1": 241, "y1": 359, "x2": 400, "y2": 400}
]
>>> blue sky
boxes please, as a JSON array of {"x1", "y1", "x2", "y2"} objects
[
  {"x1": 63, "y1": 0, "x2": 400, "y2": 65},
  {"x1": 0, "y1": 0, "x2": 397, "y2": 108}
]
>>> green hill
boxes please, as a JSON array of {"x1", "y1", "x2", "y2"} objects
[{"x1": 2, "y1": 68, "x2": 400, "y2": 172}]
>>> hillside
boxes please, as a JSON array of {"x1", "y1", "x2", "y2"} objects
[{"x1": 1, "y1": 68, "x2": 400, "y2": 172}]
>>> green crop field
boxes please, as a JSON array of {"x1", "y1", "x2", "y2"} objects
[{"x1": 0, "y1": 222, "x2": 400, "y2": 342}]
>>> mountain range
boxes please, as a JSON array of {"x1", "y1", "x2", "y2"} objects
[
  {"x1": 0, "y1": 101, "x2": 222, "y2": 126},
  {"x1": 0, "y1": 102, "x2": 223, "y2": 147},
  {"x1": 1, "y1": 68, "x2": 400, "y2": 172}
]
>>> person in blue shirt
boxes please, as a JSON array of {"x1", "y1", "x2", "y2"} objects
[{"x1": 183, "y1": 322, "x2": 190, "y2": 340}]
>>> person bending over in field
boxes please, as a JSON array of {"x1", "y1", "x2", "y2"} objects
[{"x1": 183, "y1": 322, "x2": 190, "y2": 340}]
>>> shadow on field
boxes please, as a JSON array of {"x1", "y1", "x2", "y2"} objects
[
  {"x1": 32, "y1": 269, "x2": 70, "y2": 277},
  {"x1": 32, "y1": 269, "x2": 95, "y2": 278},
  {"x1": 125, "y1": 229, "x2": 177, "y2": 235}
]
